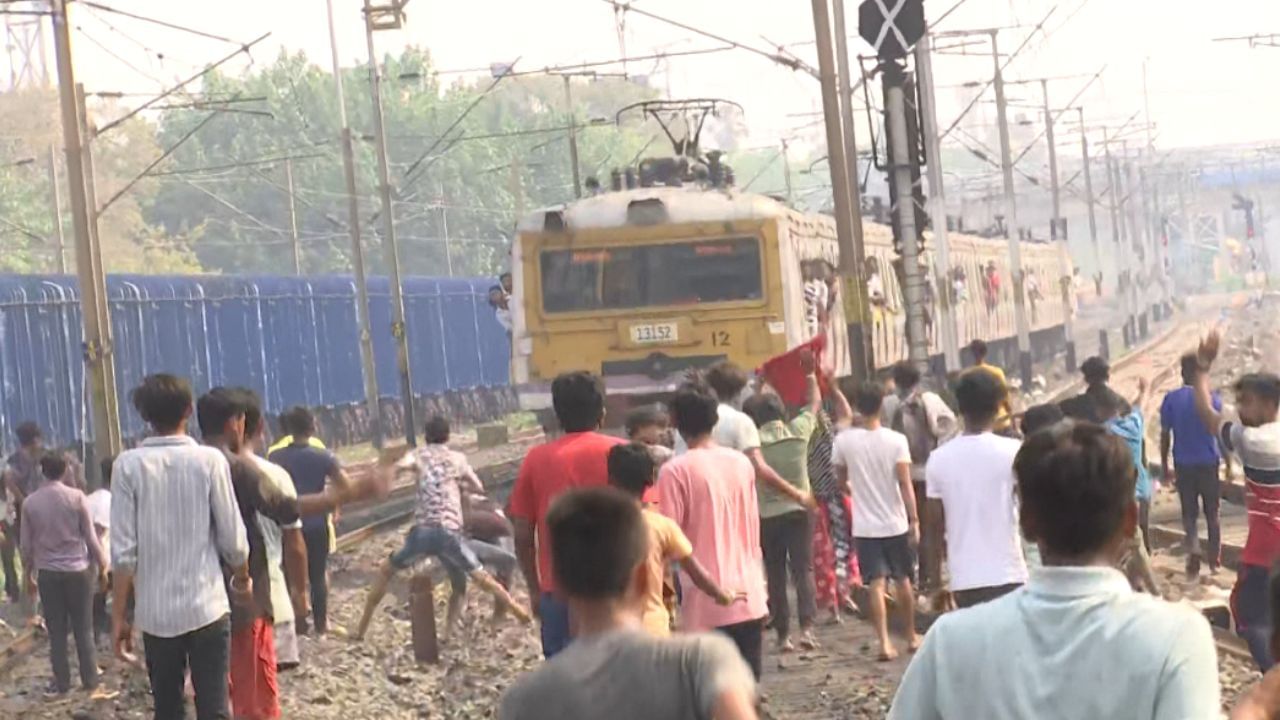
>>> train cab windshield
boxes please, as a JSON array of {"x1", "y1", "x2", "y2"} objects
[{"x1": 539, "y1": 236, "x2": 763, "y2": 313}]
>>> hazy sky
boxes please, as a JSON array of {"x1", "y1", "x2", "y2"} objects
[{"x1": 32, "y1": 0, "x2": 1280, "y2": 156}]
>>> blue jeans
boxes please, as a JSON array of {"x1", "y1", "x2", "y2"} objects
[
  {"x1": 390, "y1": 525, "x2": 482, "y2": 580},
  {"x1": 538, "y1": 593, "x2": 572, "y2": 658}
]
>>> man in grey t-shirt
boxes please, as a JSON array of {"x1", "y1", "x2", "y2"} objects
[{"x1": 499, "y1": 487, "x2": 757, "y2": 720}]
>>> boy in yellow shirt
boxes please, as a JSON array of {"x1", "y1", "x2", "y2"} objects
[{"x1": 607, "y1": 443, "x2": 740, "y2": 636}]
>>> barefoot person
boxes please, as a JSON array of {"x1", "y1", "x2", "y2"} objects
[
  {"x1": 355, "y1": 416, "x2": 530, "y2": 640},
  {"x1": 833, "y1": 383, "x2": 921, "y2": 660}
]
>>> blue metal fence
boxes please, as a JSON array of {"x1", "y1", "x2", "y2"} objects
[{"x1": 0, "y1": 274, "x2": 511, "y2": 455}]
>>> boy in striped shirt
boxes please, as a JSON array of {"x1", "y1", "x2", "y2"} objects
[{"x1": 1191, "y1": 330, "x2": 1280, "y2": 671}]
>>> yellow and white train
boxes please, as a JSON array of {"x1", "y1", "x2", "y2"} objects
[{"x1": 509, "y1": 184, "x2": 1066, "y2": 417}]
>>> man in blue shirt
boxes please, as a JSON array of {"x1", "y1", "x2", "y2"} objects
[
  {"x1": 1161, "y1": 353, "x2": 1224, "y2": 580},
  {"x1": 1093, "y1": 381, "x2": 1159, "y2": 594}
]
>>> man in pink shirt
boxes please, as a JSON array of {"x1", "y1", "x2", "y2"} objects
[{"x1": 659, "y1": 384, "x2": 768, "y2": 678}]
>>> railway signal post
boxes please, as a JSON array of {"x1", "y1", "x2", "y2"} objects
[{"x1": 861, "y1": 0, "x2": 929, "y2": 371}]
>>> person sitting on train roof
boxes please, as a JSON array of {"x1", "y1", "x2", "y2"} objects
[
  {"x1": 1191, "y1": 330, "x2": 1280, "y2": 672},
  {"x1": 889, "y1": 420, "x2": 1220, "y2": 720}
]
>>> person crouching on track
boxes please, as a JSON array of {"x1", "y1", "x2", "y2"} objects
[
  {"x1": 1191, "y1": 330, "x2": 1280, "y2": 671},
  {"x1": 607, "y1": 443, "x2": 740, "y2": 637},
  {"x1": 889, "y1": 421, "x2": 1220, "y2": 720},
  {"x1": 354, "y1": 415, "x2": 530, "y2": 642}
]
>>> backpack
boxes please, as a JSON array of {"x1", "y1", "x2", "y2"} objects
[{"x1": 892, "y1": 393, "x2": 938, "y2": 467}]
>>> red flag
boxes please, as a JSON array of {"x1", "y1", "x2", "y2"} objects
[{"x1": 759, "y1": 334, "x2": 830, "y2": 407}]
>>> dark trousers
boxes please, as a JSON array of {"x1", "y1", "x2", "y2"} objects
[
  {"x1": 37, "y1": 569, "x2": 97, "y2": 692},
  {"x1": 301, "y1": 524, "x2": 330, "y2": 633},
  {"x1": 0, "y1": 521, "x2": 17, "y2": 601},
  {"x1": 143, "y1": 615, "x2": 231, "y2": 720},
  {"x1": 953, "y1": 582, "x2": 1022, "y2": 610},
  {"x1": 760, "y1": 510, "x2": 817, "y2": 638},
  {"x1": 92, "y1": 582, "x2": 110, "y2": 645},
  {"x1": 715, "y1": 617, "x2": 764, "y2": 680},
  {"x1": 1176, "y1": 464, "x2": 1222, "y2": 568}
]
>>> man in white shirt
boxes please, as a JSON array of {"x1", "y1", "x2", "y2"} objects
[
  {"x1": 890, "y1": 421, "x2": 1220, "y2": 720},
  {"x1": 675, "y1": 362, "x2": 813, "y2": 510},
  {"x1": 833, "y1": 383, "x2": 919, "y2": 661},
  {"x1": 923, "y1": 369, "x2": 1028, "y2": 608},
  {"x1": 242, "y1": 399, "x2": 308, "y2": 671}
]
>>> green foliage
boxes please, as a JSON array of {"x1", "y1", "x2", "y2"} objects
[{"x1": 148, "y1": 47, "x2": 662, "y2": 277}]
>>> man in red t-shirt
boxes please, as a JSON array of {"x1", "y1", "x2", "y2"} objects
[{"x1": 508, "y1": 371, "x2": 622, "y2": 657}]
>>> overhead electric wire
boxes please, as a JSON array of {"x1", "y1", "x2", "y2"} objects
[
  {"x1": 402, "y1": 56, "x2": 522, "y2": 183},
  {"x1": 101, "y1": 102, "x2": 232, "y2": 214},
  {"x1": 938, "y1": 7, "x2": 1056, "y2": 143},
  {"x1": 96, "y1": 32, "x2": 270, "y2": 136},
  {"x1": 431, "y1": 45, "x2": 735, "y2": 78},
  {"x1": 600, "y1": 0, "x2": 817, "y2": 78},
  {"x1": 81, "y1": 1, "x2": 244, "y2": 46},
  {"x1": 145, "y1": 151, "x2": 328, "y2": 177},
  {"x1": 1008, "y1": 67, "x2": 1106, "y2": 167}
]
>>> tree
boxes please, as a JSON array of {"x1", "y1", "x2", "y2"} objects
[
  {"x1": 148, "y1": 48, "x2": 663, "y2": 278},
  {"x1": 0, "y1": 88, "x2": 197, "y2": 274}
]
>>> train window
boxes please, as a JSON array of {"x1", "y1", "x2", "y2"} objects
[{"x1": 540, "y1": 236, "x2": 763, "y2": 313}]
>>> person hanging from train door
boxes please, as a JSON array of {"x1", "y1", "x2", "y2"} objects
[
  {"x1": 866, "y1": 258, "x2": 888, "y2": 360},
  {"x1": 1190, "y1": 330, "x2": 1280, "y2": 672},
  {"x1": 982, "y1": 261, "x2": 1001, "y2": 317}
]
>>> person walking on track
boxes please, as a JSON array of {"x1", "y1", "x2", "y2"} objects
[
  {"x1": 1191, "y1": 330, "x2": 1280, "y2": 671},
  {"x1": 508, "y1": 371, "x2": 622, "y2": 658},
  {"x1": 268, "y1": 407, "x2": 351, "y2": 636},
  {"x1": 890, "y1": 421, "x2": 1220, "y2": 720},
  {"x1": 111, "y1": 374, "x2": 250, "y2": 720},
  {"x1": 20, "y1": 453, "x2": 110, "y2": 700},
  {"x1": 833, "y1": 383, "x2": 920, "y2": 661},
  {"x1": 923, "y1": 370, "x2": 1028, "y2": 609},
  {"x1": 807, "y1": 378, "x2": 859, "y2": 623},
  {"x1": 659, "y1": 384, "x2": 769, "y2": 678},
  {"x1": 882, "y1": 361, "x2": 956, "y2": 593},
  {"x1": 1161, "y1": 352, "x2": 1225, "y2": 580},
  {"x1": 743, "y1": 363, "x2": 821, "y2": 653}
]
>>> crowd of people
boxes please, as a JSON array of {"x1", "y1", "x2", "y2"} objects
[
  {"x1": 10, "y1": 323, "x2": 1280, "y2": 719},
  {"x1": 497, "y1": 329, "x2": 1280, "y2": 719}
]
